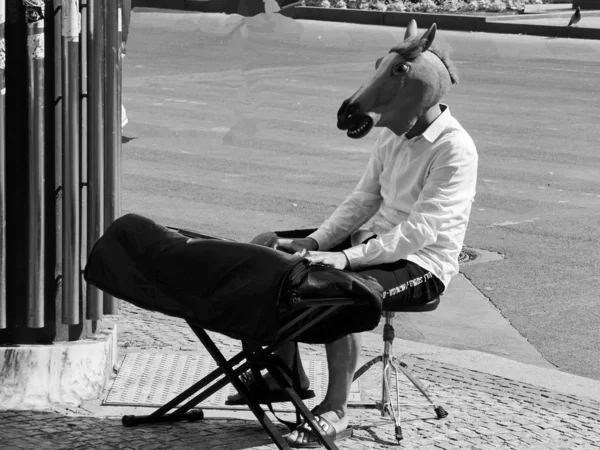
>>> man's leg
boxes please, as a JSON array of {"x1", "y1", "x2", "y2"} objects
[
  {"x1": 269, "y1": 340, "x2": 311, "y2": 390},
  {"x1": 286, "y1": 333, "x2": 360, "y2": 445},
  {"x1": 226, "y1": 340, "x2": 311, "y2": 403},
  {"x1": 227, "y1": 228, "x2": 356, "y2": 404}
]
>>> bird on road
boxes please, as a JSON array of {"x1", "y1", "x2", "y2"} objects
[{"x1": 568, "y1": 6, "x2": 581, "y2": 27}]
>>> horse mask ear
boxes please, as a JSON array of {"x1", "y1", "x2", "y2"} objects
[
  {"x1": 404, "y1": 19, "x2": 418, "y2": 40},
  {"x1": 419, "y1": 24, "x2": 437, "y2": 52}
]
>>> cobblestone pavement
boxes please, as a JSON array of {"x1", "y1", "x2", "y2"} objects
[{"x1": 1, "y1": 303, "x2": 599, "y2": 449}]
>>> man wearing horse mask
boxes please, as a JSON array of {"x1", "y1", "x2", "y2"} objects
[{"x1": 228, "y1": 20, "x2": 478, "y2": 448}]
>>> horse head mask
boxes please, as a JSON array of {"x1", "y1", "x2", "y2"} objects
[{"x1": 337, "y1": 20, "x2": 459, "y2": 139}]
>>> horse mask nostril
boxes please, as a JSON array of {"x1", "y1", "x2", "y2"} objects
[
  {"x1": 337, "y1": 99, "x2": 351, "y2": 129},
  {"x1": 347, "y1": 103, "x2": 360, "y2": 119}
]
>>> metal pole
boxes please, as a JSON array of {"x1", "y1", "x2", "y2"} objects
[
  {"x1": 116, "y1": 0, "x2": 121, "y2": 138},
  {"x1": 61, "y1": 0, "x2": 80, "y2": 325},
  {"x1": 86, "y1": 0, "x2": 103, "y2": 319},
  {"x1": 103, "y1": 0, "x2": 119, "y2": 314},
  {"x1": 24, "y1": 0, "x2": 46, "y2": 328},
  {"x1": 0, "y1": 0, "x2": 6, "y2": 329},
  {"x1": 79, "y1": 0, "x2": 87, "y2": 320},
  {"x1": 54, "y1": 0, "x2": 63, "y2": 334}
]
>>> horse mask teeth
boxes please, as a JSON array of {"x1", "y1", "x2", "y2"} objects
[{"x1": 339, "y1": 20, "x2": 457, "y2": 139}]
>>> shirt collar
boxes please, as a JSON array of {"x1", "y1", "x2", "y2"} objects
[{"x1": 420, "y1": 104, "x2": 451, "y2": 143}]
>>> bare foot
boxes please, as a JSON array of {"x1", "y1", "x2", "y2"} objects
[{"x1": 286, "y1": 409, "x2": 350, "y2": 447}]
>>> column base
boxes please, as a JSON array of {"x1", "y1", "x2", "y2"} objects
[{"x1": 0, "y1": 324, "x2": 118, "y2": 410}]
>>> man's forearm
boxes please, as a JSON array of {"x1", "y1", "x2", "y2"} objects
[{"x1": 309, "y1": 194, "x2": 380, "y2": 251}]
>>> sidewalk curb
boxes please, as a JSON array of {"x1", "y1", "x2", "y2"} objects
[
  {"x1": 283, "y1": 7, "x2": 600, "y2": 40},
  {"x1": 488, "y1": 9, "x2": 600, "y2": 20},
  {"x1": 132, "y1": 1, "x2": 600, "y2": 40},
  {"x1": 361, "y1": 331, "x2": 600, "y2": 403}
]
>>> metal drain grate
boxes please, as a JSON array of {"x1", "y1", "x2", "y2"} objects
[{"x1": 104, "y1": 352, "x2": 361, "y2": 412}]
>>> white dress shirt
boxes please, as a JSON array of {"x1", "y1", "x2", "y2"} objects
[{"x1": 308, "y1": 105, "x2": 478, "y2": 289}]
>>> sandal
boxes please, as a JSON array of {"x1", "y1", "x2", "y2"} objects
[{"x1": 286, "y1": 414, "x2": 353, "y2": 448}]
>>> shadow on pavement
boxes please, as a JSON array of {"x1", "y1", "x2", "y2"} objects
[{"x1": 122, "y1": 135, "x2": 137, "y2": 144}]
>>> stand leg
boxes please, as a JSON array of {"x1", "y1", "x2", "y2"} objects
[
  {"x1": 349, "y1": 355, "x2": 386, "y2": 411},
  {"x1": 123, "y1": 410, "x2": 204, "y2": 427},
  {"x1": 198, "y1": 329, "x2": 293, "y2": 449},
  {"x1": 349, "y1": 310, "x2": 447, "y2": 445},
  {"x1": 384, "y1": 359, "x2": 403, "y2": 443},
  {"x1": 121, "y1": 351, "x2": 247, "y2": 426},
  {"x1": 120, "y1": 330, "x2": 295, "y2": 449},
  {"x1": 394, "y1": 359, "x2": 448, "y2": 420},
  {"x1": 352, "y1": 355, "x2": 383, "y2": 382}
]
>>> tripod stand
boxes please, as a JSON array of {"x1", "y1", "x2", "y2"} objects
[{"x1": 350, "y1": 309, "x2": 448, "y2": 443}]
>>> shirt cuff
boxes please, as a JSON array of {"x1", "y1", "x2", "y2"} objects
[
  {"x1": 342, "y1": 245, "x2": 368, "y2": 270},
  {"x1": 307, "y1": 229, "x2": 331, "y2": 251}
]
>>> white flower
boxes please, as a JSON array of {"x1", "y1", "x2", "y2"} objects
[
  {"x1": 388, "y1": 1, "x2": 406, "y2": 11},
  {"x1": 370, "y1": 0, "x2": 388, "y2": 10}
]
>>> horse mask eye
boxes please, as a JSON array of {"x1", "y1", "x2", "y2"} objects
[
  {"x1": 392, "y1": 63, "x2": 409, "y2": 75},
  {"x1": 374, "y1": 57, "x2": 409, "y2": 75}
]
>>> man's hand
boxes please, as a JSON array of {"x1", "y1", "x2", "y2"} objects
[
  {"x1": 276, "y1": 238, "x2": 349, "y2": 269},
  {"x1": 303, "y1": 251, "x2": 349, "y2": 270},
  {"x1": 276, "y1": 237, "x2": 318, "y2": 254}
]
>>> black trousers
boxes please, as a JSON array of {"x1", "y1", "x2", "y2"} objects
[{"x1": 275, "y1": 229, "x2": 445, "y2": 312}]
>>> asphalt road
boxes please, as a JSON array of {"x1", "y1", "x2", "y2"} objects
[{"x1": 121, "y1": 11, "x2": 600, "y2": 379}]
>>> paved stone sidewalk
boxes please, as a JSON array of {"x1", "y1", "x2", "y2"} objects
[{"x1": 1, "y1": 302, "x2": 599, "y2": 449}]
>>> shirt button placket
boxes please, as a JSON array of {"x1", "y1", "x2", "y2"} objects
[{"x1": 390, "y1": 160, "x2": 398, "y2": 197}]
